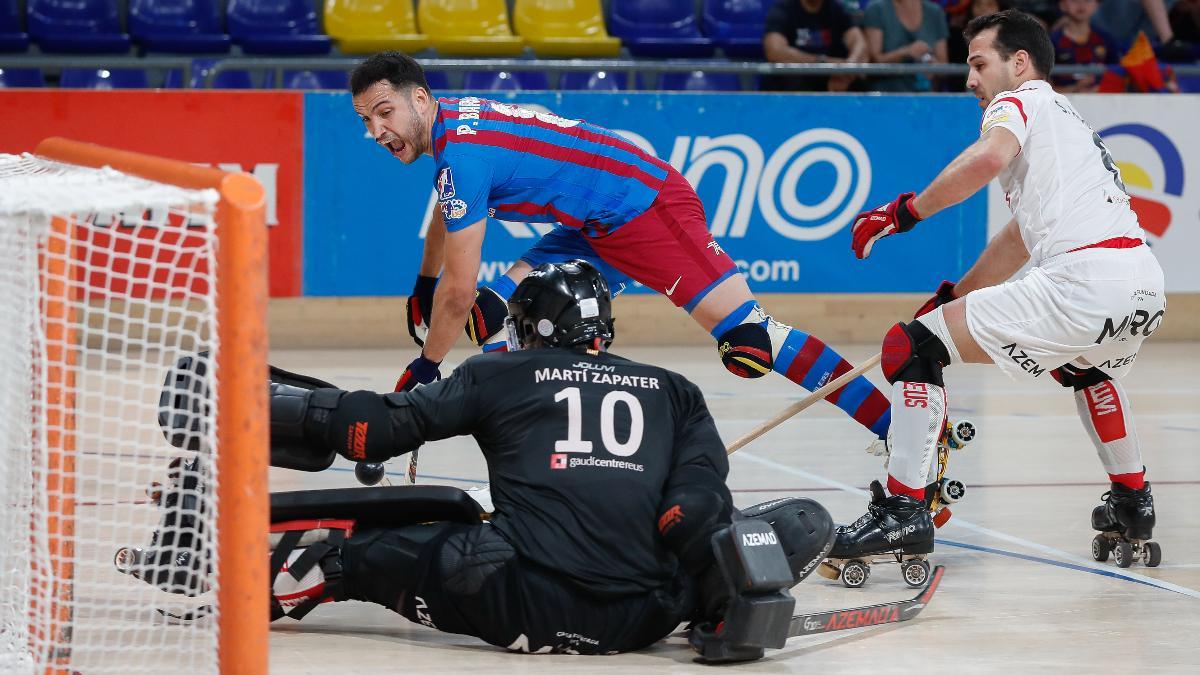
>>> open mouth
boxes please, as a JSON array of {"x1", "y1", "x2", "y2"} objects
[{"x1": 382, "y1": 138, "x2": 405, "y2": 158}]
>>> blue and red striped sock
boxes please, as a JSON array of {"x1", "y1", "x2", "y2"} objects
[{"x1": 771, "y1": 328, "x2": 891, "y2": 438}]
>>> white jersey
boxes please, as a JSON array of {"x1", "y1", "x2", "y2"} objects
[{"x1": 981, "y1": 79, "x2": 1143, "y2": 265}]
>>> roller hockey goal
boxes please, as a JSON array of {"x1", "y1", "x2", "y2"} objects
[{"x1": 0, "y1": 139, "x2": 268, "y2": 674}]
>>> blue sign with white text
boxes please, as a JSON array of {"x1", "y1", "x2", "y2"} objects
[{"x1": 303, "y1": 92, "x2": 986, "y2": 296}]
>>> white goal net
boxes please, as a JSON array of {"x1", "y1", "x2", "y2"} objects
[{"x1": 0, "y1": 153, "x2": 225, "y2": 673}]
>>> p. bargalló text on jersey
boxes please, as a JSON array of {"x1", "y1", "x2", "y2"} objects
[{"x1": 534, "y1": 367, "x2": 661, "y2": 389}]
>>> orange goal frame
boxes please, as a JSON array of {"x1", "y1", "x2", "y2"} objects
[{"x1": 32, "y1": 137, "x2": 269, "y2": 675}]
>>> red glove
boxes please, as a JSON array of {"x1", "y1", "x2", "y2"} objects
[
  {"x1": 394, "y1": 354, "x2": 441, "y2": 392},
  {"x1": 851, "y1": 192, "x2": 922, "y2": 259},
  {"x1": 914, "y1": 281, "x2": 958, "y2": 318}
]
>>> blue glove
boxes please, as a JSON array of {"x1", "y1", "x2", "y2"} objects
[{"x1": 395, "y1": 354, "x2": 441, "y2": 392}]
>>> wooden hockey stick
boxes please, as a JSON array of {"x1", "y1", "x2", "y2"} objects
[{"x1": 725, "y1": 352, "x2": 882, "y2": 455}]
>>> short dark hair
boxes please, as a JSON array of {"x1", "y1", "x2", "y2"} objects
[
  {"x1": 963, "y1": 9, "x2": 1054, "y2": 77},
  {"x1": 350, "y1": 51, "x2": 430, "y2": 96}
]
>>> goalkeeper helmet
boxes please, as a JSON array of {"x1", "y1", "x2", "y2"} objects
[{"x1": 506, "y1": 260, "x2": 615, "y2": 350}]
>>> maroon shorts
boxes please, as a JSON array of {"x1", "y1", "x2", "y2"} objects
[{"x1": 586, "y1": 169, "x2": 739, "y2": 310}]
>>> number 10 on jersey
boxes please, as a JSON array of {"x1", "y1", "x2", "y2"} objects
[{"x1": 553, "y1": 387, "x2": 644, "y2": 457}]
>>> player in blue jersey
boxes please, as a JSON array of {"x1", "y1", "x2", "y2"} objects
[{"x1": 349, "y1": 52, "x2": 891, "y2": 441}]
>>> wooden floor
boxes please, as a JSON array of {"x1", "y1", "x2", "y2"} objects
[{"x1": 262, "y1": 341, "x2": 1200, "y2": 673}]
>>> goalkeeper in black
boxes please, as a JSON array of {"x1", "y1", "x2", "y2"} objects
[{"x1": 260, "y1": 260, "x2": 836, "y2": 660}]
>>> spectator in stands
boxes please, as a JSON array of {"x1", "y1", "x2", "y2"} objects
[
  {"x1": 1095, "y1": 0, "x2": 1196, "y2": 60},
  {"x1": 1008, "y1": 0, "x2": 1061, "y2": 25},
  {"x1": 1051, "y1": 0, "x2": 1119, "y2": 91},
  {"x1": 948, "y1": 0, "x2": 1012, "y2": 63},
  {"x1": 763, "y1": 0, "x2": 870, "y2": 91},
  {"x1": 862, "y1": 0, "x2": 950, "y2": 90}
]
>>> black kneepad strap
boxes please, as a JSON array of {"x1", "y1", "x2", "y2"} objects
[
  {"x1": 465, "y1": 286, "x2": 509, "y2": 346},
  {"x1": 270, "y1": 519, "x2": 351, "y2": 621},
  {"x1": 741, "y1": 497, "x2": 835, "y2": 584},
  {"x1": 1051, "y1": 363, "x2": 1111, "y2": 391},
  {"x1": 690, "y1": 520, "x2": 796, "y2": 662},
  {"x1": 716, "y1": 322, "x2": 773, "y2": 379},
  {"x1": 881, "y1": 320, "x2": 950, "y2": 385}
]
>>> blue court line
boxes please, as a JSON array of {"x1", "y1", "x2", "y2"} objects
[
  {"x1": 936, "y1": 538, "x2": 1179, "y2": 594},
  {"x1": 325, "y1": 465, "x2": 488, "y2": 485}
]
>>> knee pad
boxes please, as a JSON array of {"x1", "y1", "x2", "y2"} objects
[
  {"x1": 881, "y1": 320, "x2": 951, "y2": 385},
  {"x1": 1051, "y1": 363, "x2": 1111, "y2": 391},
  {"x1": 340, "y1": 522, "x2": 459, "y2": 612},
  {"x1": 717, "y1": 321, "x2": 774, "y2": 378},
  {"x1": 740, "y1": 497, "x2": 835, "y2": 584},
  {"x1": 464, "y1": 286, "x2": 509, "y2": 347},
  {"x1": 658, "y1": 485, "x2": 733, "y2": 575},
  {"x1": 269, "y1": 383, "x2": 341, "y2": 472},
  {"x1": 439, "y1": 524, "x2": 515, "y2": 595}
]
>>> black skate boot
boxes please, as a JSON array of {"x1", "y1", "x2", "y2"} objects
[
  {"x1": 1091, "y1": 482, "x2": 1160, "y2": 568},
  {"x1": 817, "y1": 481, "x2": 935, "y2": 589},
  {"x1": 114, "y1": 454, "x2": 214, "y2": 596}
]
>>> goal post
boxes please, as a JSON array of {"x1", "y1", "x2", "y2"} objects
[{"x1": 0, "y1": 138, "x2": 269, "y2": 674}]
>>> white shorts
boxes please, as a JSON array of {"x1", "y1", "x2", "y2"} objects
[{"x1": 964, "y1": 245, "x2": 1165, "y2": 381}]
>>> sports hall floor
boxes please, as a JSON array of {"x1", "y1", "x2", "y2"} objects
[{"x1": 261, "y1": 341, "x2": 1200, "y2": 673}]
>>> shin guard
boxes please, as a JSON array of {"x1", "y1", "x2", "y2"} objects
[
  {"x1": 1077, "y1": 379, "x2": 1144, "y2": 486},
  {"x1": 881, "y1": 320, "x2": 951, "y2": 499}
]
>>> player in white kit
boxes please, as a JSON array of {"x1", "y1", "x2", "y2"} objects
[{"x1": 834, "y1": 9, "x2": 1165, "y2": 569}]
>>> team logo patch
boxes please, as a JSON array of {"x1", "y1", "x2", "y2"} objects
[
  {"x1": 436, "y1": 168, "x2": 455, "y2": 200},
  {"x1": 441, "y1": 198, "x2": 468, "y2": 220}
]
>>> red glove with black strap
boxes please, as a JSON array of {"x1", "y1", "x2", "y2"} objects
[
  {"x1": 406, "y1": 275, "x2": 437, "y2": 348},
  {"x1": 914, "y1": 280, "x2": 958, "y2": 318},
  {"x1": 851, "y1": 192, "x2": 922, "y2": 259}
]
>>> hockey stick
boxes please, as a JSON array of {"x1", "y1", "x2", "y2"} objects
[
  {"x1": 787, "y1": 565, "x2": 943, "y2": 638},
  {"x1": 726, "y1": 352, "x2": 883, "y2": 455}
]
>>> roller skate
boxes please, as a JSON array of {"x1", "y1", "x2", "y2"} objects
[
  {"x1": 1091, "y1": 482, "x2": 1160, "y2": 569},
  {"x1": 818, "y1": 480, "x2": 935, "y2": 589},
  {"x1": 925, "y1": 419, "x2": 975, "y2": 528},
  {"x1": 114, "y1": 454, "x2": 214, "y2": 596}
]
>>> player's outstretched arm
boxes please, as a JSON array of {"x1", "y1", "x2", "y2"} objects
[
  {"x1": 910, "y1": 127, "x2": 1019, "y2": 219},
  {"x1": 423, "y1": 219, "x2": 485, "y2": 361},
  {"x1": 419, "y1": 208, "x2": 448, "y2": 278}
]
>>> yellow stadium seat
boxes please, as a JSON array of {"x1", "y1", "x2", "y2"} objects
[
  {"x1": 513, "y1": 0, "x2": 621, "y2": 57},
  {"x1": 418, "y1": 0, "x2": 526, "y2": 56},
  {"x1": 324, "y1": 0, "x2": 430, "y2": 54}
]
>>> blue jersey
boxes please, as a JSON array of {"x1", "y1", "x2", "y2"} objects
[{"x1": 431, "y1": 97, "x2": 671, "y2": 237}]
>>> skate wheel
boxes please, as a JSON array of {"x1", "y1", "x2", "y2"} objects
[
  {"x1": 901, "y1": 559, "x2": 930, "y2": 588},
  {"x1": 951, "y1": 420, "x2": 976, "y2": 446},
  {"x1": 114, "y1": 547, "x2": 142, "y2": 575},
  {"x1": 940, "y1": 479, "x2": 966, "y2": 504},
  {"x1": 1114, "y1": 540, "x2": 1134, "y2": 568},
  {"x1": 1144, "y1": 541, "x2": 1162, "y2": 567},
  {"x1": 1091, "y1": 534, "x2": 1111, "y2": 562},
  {"x1": 840, "y1": 561, "x2": 869, "y2": 588},
  {"x1": 932, "y1": 507, "x2": 952, "y2": 528}
]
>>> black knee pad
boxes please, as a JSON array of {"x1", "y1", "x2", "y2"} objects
[
  {"x1": 740, "y1": 497, "x2": 835, "y2": 584},
  {"x1": 439, "y1": 525, "x2": 516, "y2": 595},
  {"x1": 1051, "y1": 363, "x2": 1111, "y2": 391},
  {"x1": 881, "y1": 320, "x2": 950, "y2": 385},
  {"x1": 269, "y1": 383, "x2": 341, "y2": 472},
  {"x1": 327, "y1": 390, "x2": 397, "y2": 463},
  {"x1": 658, "y1": 485, "x2": 733, "y2": 575},
  {"x1": 716, "y1": 322, "x2": 773, "y2": 378},
  {"x1": 341, "y1": 522, "x2": 460, "y2": 611},
  {"x1": 465, "y1": 286, "x2": 509, "y2": 346}
]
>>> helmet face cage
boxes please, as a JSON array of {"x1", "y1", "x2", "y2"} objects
[{"x1": 506, "y1": 260, "x2": 614, "y2": 350}]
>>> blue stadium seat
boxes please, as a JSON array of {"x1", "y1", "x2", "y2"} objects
[
  {"x1": 129, "y1": 0, "x2": 231, "y2": 53},
  {"x1": 559, "y1": 70, "x2": 636, "y2": 90},
  {"x1": 608, "y1": 0, "x2": 715, "y2": 58},
  {"x1": 702, "y1": 0, "x2": 770, "y2": 58},
  {"x1": 463, "y1": 70, "x2": 550, "y2": 91},
  {"x1": 59, "y1": 68, "x2": 149, "y2": 89},
  {"x1": 264, "y1": 69, "x2": 351, "y2": 89},
  {"x1": 659, "y1": 70, "x2": 741, "y2": 91},
  {"x1": 163, "y1": 58, "x2": 257, "y2": 88},
  {"x1": 27, "y1": 0, "x2": 131, "y2": 53},
  {"x1": 1178, "y1": 74, "x2": 1200, "y2": 94},
  {"x1": 424, "y1": 71, "x2": 450, "y2": 90},
  {"x1": 0, "y1": 0, "x2": 30, "y2": 52},
  {"x1": 0, "y1": 67, "x2": 44, "y2": 87},
  {"x1": 226, "y1": 0, "x2": 332, "y2": 55}
]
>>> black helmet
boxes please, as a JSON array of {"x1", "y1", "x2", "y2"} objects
[{"x1": 507, "y1": 260, "x2": 615, "y2": 350}]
